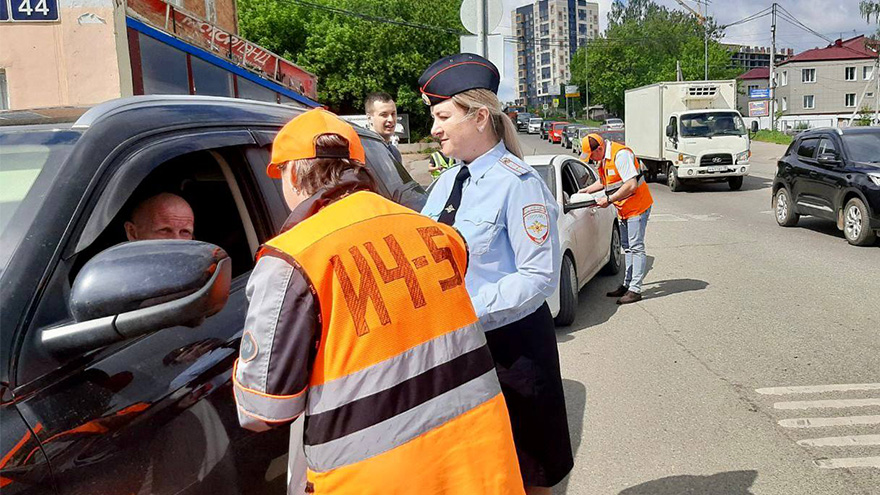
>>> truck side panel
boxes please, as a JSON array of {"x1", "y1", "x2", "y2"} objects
[{"x1": 625, "y1": 85, "x2": 662, "y2": 160}]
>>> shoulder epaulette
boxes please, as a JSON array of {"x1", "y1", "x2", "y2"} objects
[{"x1": 498, "y1": 156, "x2": 529, "y2": 176}]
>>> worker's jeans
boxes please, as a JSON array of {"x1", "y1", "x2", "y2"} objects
[{"x1": 620, "y1": 207, "x2": 651, "y2": 294}]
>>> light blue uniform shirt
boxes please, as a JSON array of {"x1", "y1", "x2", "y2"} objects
[{"x1": 422, "y1": 141, "x2": 560, "y2": 331}]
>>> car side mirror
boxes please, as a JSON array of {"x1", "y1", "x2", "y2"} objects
[
  {"x1": 817, "y1": 153, "x2": 841, "y2": 166},
  {"x1": 750, "y1": 121, "x2": 759, "y2": 133},
  {"x1": 665, "y1": 125, "x2": 675, "y2": 138},
  {"x1": 564, "y1": 192, "x2": 599, "y2": 213},
  {"x1": 40, "y1": 240, "x2": 231, "y2": 355}
]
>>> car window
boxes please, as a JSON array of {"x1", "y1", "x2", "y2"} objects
[
  {"x1": 361, "y1": 137, "x2": 426, "y2": 211},
  {"x1": 18, "y1": 141, "x2": 267, "y2": 384},
  {"x1": 797, "y1": 138, "x2": 819, "y2": 160},
  {"x1": 560, "y1": 164, "x2": 580, "y2": 197},
  {"x1": 842, "y1": 132, "x2": 880, "y2": 163},
  {"x1": 567, "y1": 160, "x2": 596, "y2": 189},
  {"x1": 532, "y1": 165, "x2": 556, "y2": 197},
  {"x1": 817, "y1": 138, "x2": 838, "y2": 158},
  {"x1": 0, "y1": 128, "x2": 78, "y2": 273}
]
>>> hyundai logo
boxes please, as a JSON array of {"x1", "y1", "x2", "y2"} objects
[{"x1": 712, "y1": 157, "x2": 723, "y2": 163}]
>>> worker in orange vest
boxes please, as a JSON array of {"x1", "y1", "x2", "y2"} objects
[
  {"x1": 580, "y1": 133, "x2": 654, "y2": 304},
  {"x1": 233, "y1": 108, "x2": 524, "y2": 494}
]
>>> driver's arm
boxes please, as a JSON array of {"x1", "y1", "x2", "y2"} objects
[{"x1": 580, "y1": 180, "x2": 604, "y2": 194}]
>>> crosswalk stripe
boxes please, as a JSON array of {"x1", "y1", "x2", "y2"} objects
[
  {"x1": 756, "y1": 383, "x2": 880, "y2": 395},
  {"x1": 778, "y1": 415, "x2": 880, "y2": 428},
  {"x1": 814, "y1": 457, "x2": 880, "y2": 469},
  {"x1": 797, "y1": 435, "x2": 880, "y2": 447},
  {"x1": 774, "y1": 398, "x2": 880, "y2": 410}
]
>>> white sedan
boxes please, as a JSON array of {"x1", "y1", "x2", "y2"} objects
[{"x1": 526, "y1": 155, "x2": 622, "y2": 326}]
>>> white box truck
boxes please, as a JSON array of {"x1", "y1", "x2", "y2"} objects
[{"x1": 625, "y1": 80, "x2": 755, "y2": 192}]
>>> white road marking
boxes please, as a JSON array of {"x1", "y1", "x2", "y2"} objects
[
  {"x1": 760, "y1": 210, "x2": 774, "y2": 215},
  {"x1": 757, "y1": 383, "x2": 880, "y2": 395},
  {"x1": 779, "y1": 415, "x2": 880, "y2": 428},
  {"x1": 774, "y1": 398, "x2": 880, "y2": 410},
  {"x1": 797, "y1": 435, "x2": 880, "y2": 447},
  {"x1": 814, "y1": 457, "x2": 880, "y2": 469}
]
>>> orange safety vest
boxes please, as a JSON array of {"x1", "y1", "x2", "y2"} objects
[
  {"x1": 599, "y1": 141, "x2": 654, "y2": 219},
  {"x1": 263, "y1": 191, "x2": 523, "y2": 495}
]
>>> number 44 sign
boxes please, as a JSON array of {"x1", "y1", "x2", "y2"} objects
[{"x1": 1, "y1": 0, "x2": 60, "y2": 22}]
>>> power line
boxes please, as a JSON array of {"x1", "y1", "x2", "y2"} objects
[
  {"x1": 283, "y1": 0, "x2": 464, "y2": 35},
  {"x1": 721, "y1": 7, "x2": 772, "y2": 29}
]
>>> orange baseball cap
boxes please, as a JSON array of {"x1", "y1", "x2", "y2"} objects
[
  {"x1": 266, "y1": 108, "x2": 366, "y2": 179},
  {"x1": 584, "y1": 133, "x2": 604, "y2": 153}
]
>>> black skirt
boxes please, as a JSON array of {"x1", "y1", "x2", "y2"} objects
[{"x1": 484, "y1": 303, "x2": 574, "y2": 487}]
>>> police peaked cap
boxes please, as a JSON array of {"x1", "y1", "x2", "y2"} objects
[{"x1": 418, "y1": 53, "x2": 500, "y2": 106}]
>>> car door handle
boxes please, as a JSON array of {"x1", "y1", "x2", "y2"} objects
[
  {"x1": 589, "y1": 207, "x2": 598, "y2": 216},
  {"x1": 809, "y1": 171, "x2": 819, "y2": 178}
]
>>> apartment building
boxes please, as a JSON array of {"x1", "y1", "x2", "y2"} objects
[
  {"x1": 737, "y1": 67, "x2": 770, "y2": 116},
  {"x1": 512, "y1": 0, "x2": 599, "y2": 108},
  {"x1": 774, "y1": 35, "x2": 878, "y2": 129}
]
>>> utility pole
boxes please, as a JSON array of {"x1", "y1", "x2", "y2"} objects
[
  {"x1": 769, "y1": 3, "x2": 777, "y2": 131},
  {"x1": 584, "y1": 37, "x2": 589, "y2": 120},
  {"x1": 476, "y1": 0, "x2": 488, "y2": 58},
  {"x1": 702, "y1": 1, "x2": 708, "y2": 80}
]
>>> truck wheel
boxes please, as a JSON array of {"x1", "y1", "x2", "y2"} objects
[
  {"x1": 728, "y1": 176, "x2": 744, "y2": 191},
  {"x1": 843, "y1": 197, "x2": 877, "y2": 246},
  {"x1": 667, "y1": 165, "x2": 682, "y2": 192},
  {"x1": 554, "y1": 255, "x2": 578, "y2": 327},
  {"x1": 774, "y1": 188, "x2": 799, "y2": 227}
]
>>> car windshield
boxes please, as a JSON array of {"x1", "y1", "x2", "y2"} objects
[
  {"x1": 532, "y1": 165, "x2": 556, "y2": 196},
  {"x1": 680, "y1": 112, "x2": 746, "y2": 137},
  {"x1": 529, "y1": 118, "x2": 542, "y2": 123},
  {"x1": 607, "y1": 119, "x2": 622, "y2": 124},
  {"x1": 842, "y1": 132, "x2": 880, "y2": 163},
  {"x1": 0, "y1": 127, "x2": 79, "y2": 272}
]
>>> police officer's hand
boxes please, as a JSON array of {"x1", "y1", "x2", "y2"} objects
[{"x1": 596, "y1": 196, "x2": 611, "y2": 208}]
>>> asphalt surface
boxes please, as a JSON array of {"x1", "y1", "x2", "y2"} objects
[{"x1": 510, "y1": 132, "x2": 880, "y2": 495}]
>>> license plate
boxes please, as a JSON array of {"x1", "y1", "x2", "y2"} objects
[{"x1": 707, "y1": 166, "x2": 727, "y2": 172}]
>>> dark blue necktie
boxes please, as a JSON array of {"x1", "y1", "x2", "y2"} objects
[{"x1": 438, "y1": 166, "x2": 470, "y2": 226}]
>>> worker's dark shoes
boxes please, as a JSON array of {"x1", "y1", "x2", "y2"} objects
[
  {"x1": 616, "y1": 291, "x2": 642, "y2": 305},
  {"x1": 606, "y1": 285, "x2": 628, "y2": 297}
]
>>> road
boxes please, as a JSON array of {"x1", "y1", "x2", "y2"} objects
[{"x1": 511, "y1": 133, "x2": 880, "y2": 495}]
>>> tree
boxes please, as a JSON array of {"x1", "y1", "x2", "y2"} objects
[
  {"x1": 238, "y1": 0, "x2": 461, "y2": 138},
  {"x1": 570, "y1": 0, "x2": 739, "y2": 116},
  {"x1": 861, "y1": 1, "x2": 880, "y2": 35}
]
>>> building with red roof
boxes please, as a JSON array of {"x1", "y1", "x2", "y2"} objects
[
  {"x1": 774, "y1": 35, "x2": 878, "y2": 129},
  {"x1": 737, "y1": 67, "x2": 771, "y2": 117}
]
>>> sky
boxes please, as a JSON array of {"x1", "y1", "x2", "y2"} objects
[{"x1": 489, "y1": 0, "x2": 874, "y2": 102}]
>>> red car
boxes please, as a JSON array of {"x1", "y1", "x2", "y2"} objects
[{"x1": 549, "y1": 122, "x2": 569, "y2": 143}]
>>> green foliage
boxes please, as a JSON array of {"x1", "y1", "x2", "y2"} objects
[
  {"x1": 861, "y1": 1, "x2": 880, "y2": 35},
  {"x1": 794, "y1": 121, "x2": 810, "y2": 130},
  {"x1": 238, "y1": 0, "x2": 461, "y2": 137},
  {"x1": 570, "y1": 0, "x2": 741, "y2": 116},
  {"x1": 856, "y1": 105, "x2": 874, "y2": 126},
  {"x1": 753, "y1": 130, "x2": 792, "y2": 145}
]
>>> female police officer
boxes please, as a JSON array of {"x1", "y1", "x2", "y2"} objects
[{"x1": 419, "y1": 54, "x2": 573, "y2": 494}]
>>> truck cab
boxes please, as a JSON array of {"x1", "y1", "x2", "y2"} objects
[
  {"x1": 626, "y1": 81, "x2": 751, "y2": 192},
  {"x1": 664, "y1": 109, "x2": 751, "y2": 191}
]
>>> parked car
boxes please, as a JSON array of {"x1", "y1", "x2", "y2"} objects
[
  {"x1": 601, "y1": 118, "x2": 625, "y2": 131},
  {"x1": 528, "y1": 117, "x2": 544, "y2": 134},
  {"x1": 571, "y1": 127, "x2": 601, "y2": 155},
  {"x1": 0, "y1": 95, "x2": 427, "y2": 495},
  {"x1": 562, "y1": 124, "x2": 586, "y2": 149},
  {"x1": 549, "y1": 122, "x2": 569, "y2": 144},
  {"x1": 527, "y1": 155, "x2": 621, "y2": 325},
  {"x1": 516, "y1": 112, "x2": 534, "y2": 132},
  {"x1": 540, "y1": 120, "x2": 554, "y2": 140},
  {"x1": 772, "y1": 127, "x2": 880, "y2": 246},
  {"x1": 599, "y1": 130, "x2": 626, "y2": 146}
]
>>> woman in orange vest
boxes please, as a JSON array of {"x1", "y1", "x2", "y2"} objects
[
  {"x1": 580, "y1": 133, "x2": 653, "y2": 304},
  {"x1": 233, "y1": 108, "x2": 524, "y2": 494}
]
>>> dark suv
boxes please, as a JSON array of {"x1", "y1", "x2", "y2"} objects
[
  {"x1": 772, "y1": 127, "x2": 880, "y2": 246},
  {"x1": 515, "y1": 112, "x2": 534, "y2": 132},
  {"x1": 540, "y1": 120, "x2": 554, "y2": 140},
  {"x1": 0, "y1": 96, "x2": 426, "y2": 494}
]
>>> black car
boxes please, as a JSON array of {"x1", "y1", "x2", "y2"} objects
[
  {"x1": 540, "y1": 120, "x2": 554, "y2": 140},
  {"x1": 515, "y1": 112, "x2": 533, "y2": 132},
  {"x1": 772, "y1": 127, "x2": 880, "y2": 246},
  {"x1": 0, "y1": 95, "x2": 426, "y2": 495},
  {"x1": 562, "y1": 124, "x2": 586, "y2": 149}
]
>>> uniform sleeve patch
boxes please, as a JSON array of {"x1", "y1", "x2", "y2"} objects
[
  {"x1": 240, "y1": 331, "x2": 259, "y2": 362},
  {"x1": 523, "y1": 204, "x2": 550, "y2": 245},
  {"x1": 499, "y1": 156, "x2": 528, "y2": 176}
]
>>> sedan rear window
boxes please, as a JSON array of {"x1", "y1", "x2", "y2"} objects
[
  {"x1": 842, "y1": 133, "x2": 880, "y2": 163},
  {"x1": 797, "y1": 138, "x2": 819, "y2": 159}
]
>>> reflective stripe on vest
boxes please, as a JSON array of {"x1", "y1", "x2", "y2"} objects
[
  {"x1": 264, "y1": 191, "x2": 523, "y2": 493},
  {"x1": 600, "y1": 142, "x2": 654, "y2": 219}
]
